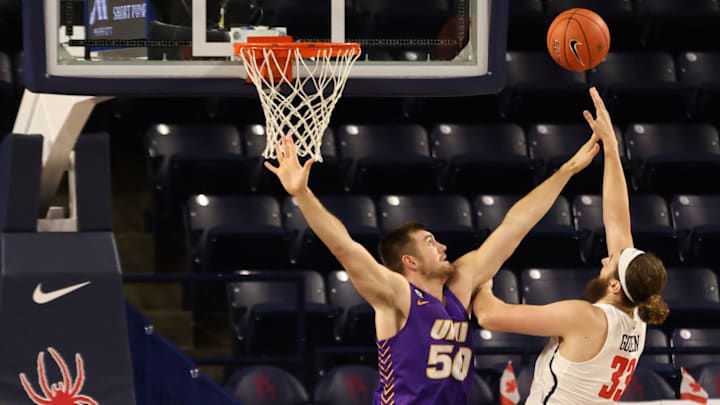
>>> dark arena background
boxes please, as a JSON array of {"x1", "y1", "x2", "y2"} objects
[{"x1": 0, "y1": 0, "x2": 719, "y2": 404}]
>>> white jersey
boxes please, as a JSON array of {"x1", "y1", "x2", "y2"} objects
[{"x1": 526, "y1": 304, "x2": 647, "y2": 405}]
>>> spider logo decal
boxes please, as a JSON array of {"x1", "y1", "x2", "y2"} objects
[{"x1": 18, "y1": 347, "x2": 98, "y2": 405}]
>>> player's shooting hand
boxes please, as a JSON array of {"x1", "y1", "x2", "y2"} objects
[
  {"x1": 562, "y1": 132, "x2": 601, "y2": 175},
  {"x1": 583, "y1": 87, "x2": 618, "y2": 151},
  {"x1": 264, "y1": 135, "x2": 314, "y2": 197}
]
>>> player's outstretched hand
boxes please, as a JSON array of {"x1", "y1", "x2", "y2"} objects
[
  {"x1": 583, "y1": 87, "x2": 618, "y2": 151},
  {"x1": 264, "y1": 135, "x2": 315, "y2": 197},
  {"x1": 562, "y1": 132, "x2": 601, "y2": 175}
]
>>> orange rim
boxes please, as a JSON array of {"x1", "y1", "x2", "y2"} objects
[{"x1": 234, "y1": 36, "x2": 361, "y2": 59}]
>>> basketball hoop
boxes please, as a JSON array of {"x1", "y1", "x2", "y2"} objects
[{"x1": 234, "y1": 36, "x2": 361, "y2": 162}]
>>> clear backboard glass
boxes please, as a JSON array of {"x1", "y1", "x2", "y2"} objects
[{"x1": 27, "y1": 0, "x2": 507, "y2": 95}]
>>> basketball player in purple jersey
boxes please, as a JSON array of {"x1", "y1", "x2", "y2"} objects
[
  {"x1": 473, "y1": 88, "x2": 669, "y2": 404},
  {"x1": 265, "y1": 132, "x2": 600, "y2": 405}
]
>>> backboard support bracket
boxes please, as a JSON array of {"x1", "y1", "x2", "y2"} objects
[{"x1": 12, "y1": 90, "x2": 113, "y2": 231}]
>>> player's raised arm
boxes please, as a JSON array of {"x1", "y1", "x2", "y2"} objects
[
  {"x1": 583, "y1": 87, "x2": 633, "y2": 254},
  {"x1": 472, "y1": 282, "x2": 604, "y2": 338},
  {"x1": 264, "y1": 135, "x2": 406, "y2": 309},
  {"x1": 448, "y1": 133, "x2": 601, "y2": 305}
]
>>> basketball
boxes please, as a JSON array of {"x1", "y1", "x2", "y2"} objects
[{"x1": 546, "y1": 8, "x2": 610, "y2": 72}]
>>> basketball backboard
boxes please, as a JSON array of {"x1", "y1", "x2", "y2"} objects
[{"x1": 25, "y1": 0, "x2": 508, "y2": 96}]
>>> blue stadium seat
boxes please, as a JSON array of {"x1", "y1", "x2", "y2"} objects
[
  {"x1": 663, "y1": 268, "x2": 720, "y2": 329},
  {"x1": 377, "y1": 195, "x2": 477, "y2": 262},
  {"x1": 474, "y1": 195, "x2": 581, "y2": 267},
  {"x1": 504, "y1": 52, "x2": 589, "y2": 123},
  {"x1": 671, "y1": 328, "x2": 720, "y2": 370},
  {"x1": 572, "y1": 195, "x2": 607, "y2": 264},
  {"x1": 642, "y1": 328, "x2": 673, "y2": 373},
  {"x1": 625, "y1": 124, "x2": 720, "y2": 195},
  {"x1": 589, "y1": 52, "x2": 690, "y2": 123},
  {"x1": 184, "y1": 195, "x2": 292, "y2": 272},
  {"x1": 326, "y1": 271, "x2": 375, "y2": 346},
  {"x1": 573, "y1": 194, "x2": 679, "y2": 265},
  {"x1": 243, "y1": 125, "x2": 343, "y2": 195},
  {"x1": 430, "y1": 123, "x2": 534, "y2": 194},
  {"x1": 620, "y1": 364, "x2": 676, "y2": 401},
  {"x1": 284, "y1": 195, "x2": 381, "y2": 271},
  {"x1": 636, "y1": 0, "x2": 720, "y2": 51},
  {"x1": 313, "y1": 364, "x2": 378, "y2": 405},
  {"x1": 516, "y1": 363, "x2": 535, "y2": 404},
  {"x1": 520, "y1": 268, "x2": 598, "y2": 305},
  {"x1": 545, "y1": 0, "x2": 644, "y2": 50},
  {"x1": 227, "y1": 270, "x2": 335, "y2": 355},
  {"x1": 337, "y1": 124, "x2": 438, "y2": 194},
  {"x1": 494, "y1": 269, "x2": 521, "y2": 305},
  {"x1": 225, "y1": 365, "x2": 309, "y2": 405},
  {"x1": 473, "y1": 329, "x2": 546, "y2": 372},
  {"x1": 527, "y1": 124, "x2": 625, "y2": 195},
  {"x1": 630, "y1": 194, "x2": 679, "y2": 265},
  {"x1": 469, "y1": 372, "x2": 496, "y2": 405},
  {"x1": 675, "y1": 52, "x2": 720, "y2": 122},
  {"x1": 671, "y1": 195, "x2": 720, "y2": 266},
  {"x1": 694, "y1": 361, "x2": 720, "y2": 398},
  {"x1": 145, "y1": 124, "x2": 250, "y2": 207}
]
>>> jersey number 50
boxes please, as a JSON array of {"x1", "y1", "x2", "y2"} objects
[
  {"x1": 598, "y1": 355, "x2": 637, "y2": 401},
  {"x1": 426, "y1": 345, "x2": 473, "y2": 381}
]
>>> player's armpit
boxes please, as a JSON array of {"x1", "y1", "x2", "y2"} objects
[{"x1": 336, "y1": 241, "x2": 409, "y2": 310}]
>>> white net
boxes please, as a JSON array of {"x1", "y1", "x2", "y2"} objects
[{"x1": 237, "y1": 45, "x2": 361, "y2": 162}]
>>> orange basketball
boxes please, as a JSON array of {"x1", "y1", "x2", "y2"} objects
[{"x1": 546, "y1": 8, "x2": 610, "y2": 72}]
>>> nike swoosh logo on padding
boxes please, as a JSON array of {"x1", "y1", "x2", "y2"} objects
[
  {"x1": 32, "y1": 282, "x2": 91, "y2": 304},
  {"x1": 417, "y1": 300, "x2": 429, "y2": 306},
  {"x1": 569, "y1": 39, "x2": 585, "y2": 66}
]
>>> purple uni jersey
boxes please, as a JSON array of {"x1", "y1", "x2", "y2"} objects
[{"x1": 373, "y1": 282, "x2": 473, "y2": 405}]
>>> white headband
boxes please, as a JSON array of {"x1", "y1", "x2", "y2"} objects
[{"x1": 618, "y1": 248, "x2": 645, "y2": 303}]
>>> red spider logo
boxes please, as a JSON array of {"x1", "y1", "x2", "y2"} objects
[{"x1": 18, "y1": 347, "x2": 98, "y2": 405}]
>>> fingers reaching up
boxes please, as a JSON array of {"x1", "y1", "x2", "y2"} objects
[
  {"x1": 263, "y1": 135, "x2": 315, "y2": 196},
  {"x1": 583, "y1": 87, "x2": 617, "y2": 149}
]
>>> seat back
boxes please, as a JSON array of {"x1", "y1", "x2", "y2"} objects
[
  {"x1": 473, "y1": 329, "x2": 546, "y2": 371},
  {"x1": 664, "y1": 268, "x2": 720, "y2": 305},
  {"x1": 185, "y1": 195, "x2": 289, "y2": 270},
  {"x1": 225, "y1": 365, "x2": 309, "y2": 405},
  {"x1": 377, "y1": 195, "x2": 475, "y2": 261},
  {"x1": 430, "y1": 123, "x2": 528, "y2": 160},
  {"x1": 521, "y1": 268, "x2": 597, "y2": 305},
  {"x1": 469, "y1": 372, "x2": 495, "y2": 405},
  {"x1": 590, "y1": 52, "x2": 677, "y2": 85},
  {"x1": 625, "y1": 124, "x2": 720, "y2": 160},
  {"x1": 494, "y1": 269, "x2": 521, "y2": 305},
  {"x1": 313, "y1": 364, "x2": 378, "y2": 405},
  {"x1": 671, "y1": 328, "x2": 720, "y2": 369},
  {"x1": 326, "y1": 270, "x2": 374, "y2": 345},
  {"x1": 572, "y1": 195, "x2": 606, "y2": 263},
  {"x1": 337, "y1": 124, "x2": 430, "y2": 160},
  {"x1": 695, "y1": 361, "x2": 720, "y2": 398},
  {"x1": 620, "y1": 364, "x2": 676, "y2": 401},
  {"x1": 430, "y1": 123, "x2": 532, "y2": 193},
  {"x1": 284, "y1": 196, "x2": 380, "y2": 269}
]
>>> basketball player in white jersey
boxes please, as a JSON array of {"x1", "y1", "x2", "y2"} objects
[{"x1": 473, "y1": 87, "x2": 670, "y2": 404}]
